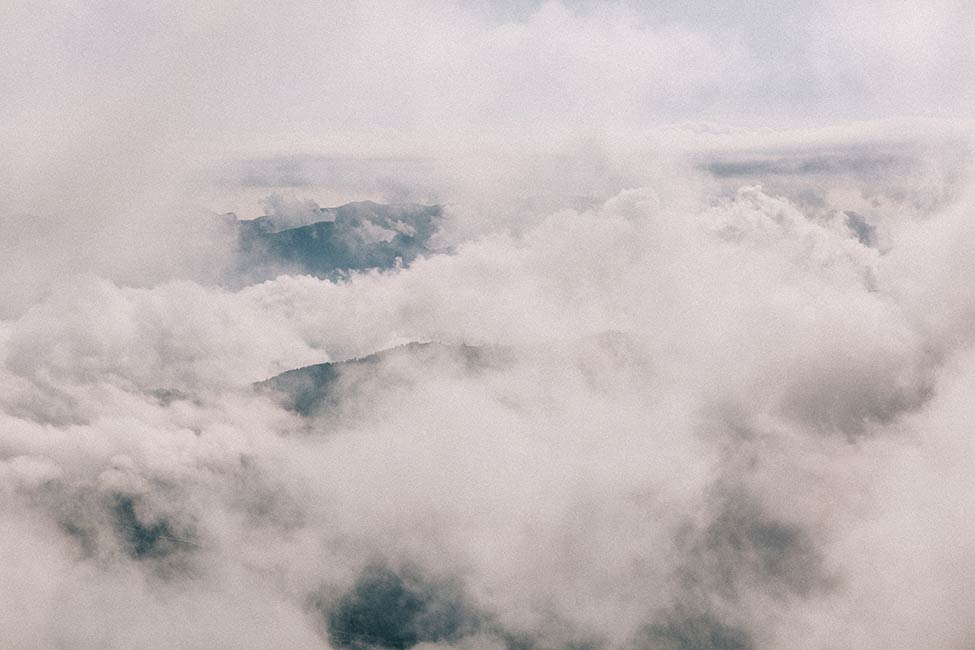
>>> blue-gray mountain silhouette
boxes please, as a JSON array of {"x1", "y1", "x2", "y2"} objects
[
  {"x1": 230, "y1": 201, "x2": 442, "y2": 284},
  {"x1": 256, "y1": 342, "x2": 500, "y2": 417},
  {"x1": 255, "y1": 332, "x2": 639, "y2": 418}
]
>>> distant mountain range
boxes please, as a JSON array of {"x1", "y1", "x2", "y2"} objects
[
  {"x1": 255, "y1": 331, "x2": 641, "y2": 418},
  {"x1": 227, "y1": 201, "x2": 443, "y2": 284},
  {"x1": 255, "y1": 342, "x2": 503, "y2": 416}
]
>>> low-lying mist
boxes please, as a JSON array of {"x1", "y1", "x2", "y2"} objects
[{"x1": 3, "y1": 138, "x2": 975, "y2": 648}]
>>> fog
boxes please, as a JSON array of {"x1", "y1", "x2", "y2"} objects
[{"x1": 2, "y1": 2, "x2": 975, "y2": 649}]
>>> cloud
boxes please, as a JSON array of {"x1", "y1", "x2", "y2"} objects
[
  {"x1": 259, "y1": 194, "x2": 327, "y2": 230},
  {"x1": 2, "y1": 163, "x2": 974, "y2": 647},
  {"x1": 3, "y1": 2, "x2": 975, "y2": 648}
]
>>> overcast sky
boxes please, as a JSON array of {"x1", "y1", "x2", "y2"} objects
[
  {"x1": 3, "y1": 0, "x2": 972, "y2": 226},
  {"x1": 4, "y1": 1, "x2": 973, "y2": 178}
]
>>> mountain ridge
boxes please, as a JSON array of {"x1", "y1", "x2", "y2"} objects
[{"x1": 228, "y1": 201, "x2": 444, "y2": 285}]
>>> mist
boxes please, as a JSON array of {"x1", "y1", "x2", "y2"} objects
[{"x1": 3, "y1": 2, "x2": 975, "y2": 649}]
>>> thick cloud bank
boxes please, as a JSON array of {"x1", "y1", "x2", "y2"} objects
[
  {"x1": 4, "y1": 157, "x2": 975, "y2": 648},
  {"x1": 3, "y1": 1, "x2": 975, "y2": 649}
]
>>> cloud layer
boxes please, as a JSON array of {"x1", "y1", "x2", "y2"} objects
[
  {"x1": 3, "y1": 156, "x2": 975, "y2": 647},
  {"x1": 3, "y1": 1, "x2": 975, "y2": 649}
]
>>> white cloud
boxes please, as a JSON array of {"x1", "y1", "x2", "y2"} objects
[
  {"x1": 3, "y1": 2, "x2": 975, "y2": 647},
  {"x1": 2, "y1": 170, "x2": 974, "y2": 645}
]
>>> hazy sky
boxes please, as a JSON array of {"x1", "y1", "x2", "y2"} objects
[
  {"x1": 2, "y1": 0, "x2": 972, "y2": 225},
  {"x1": 4, "y1": 0, "x2": 973, "y2": 168}
]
